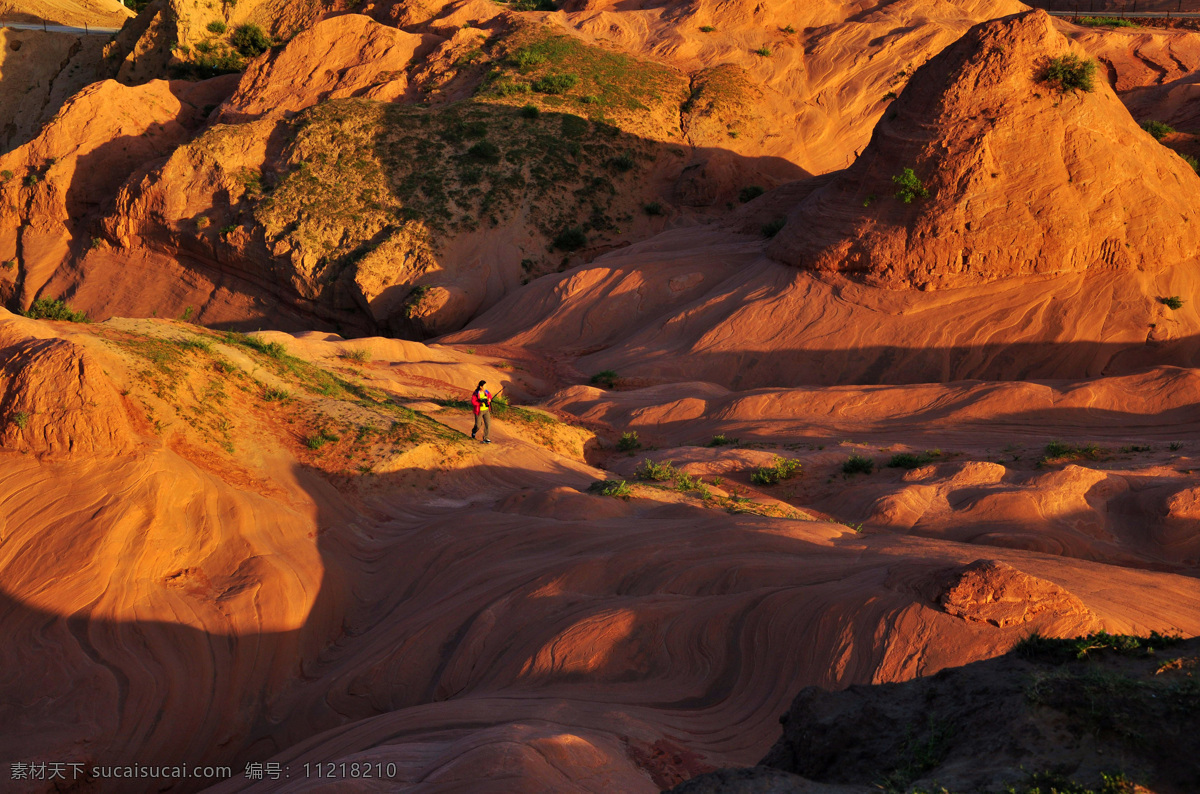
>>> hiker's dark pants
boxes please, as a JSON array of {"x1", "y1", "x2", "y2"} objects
[{"x1": 472, "y1": 411, "x2": 490, "y2": 440}]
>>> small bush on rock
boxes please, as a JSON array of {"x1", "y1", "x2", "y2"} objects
[{"x1": 1041, "y1": 53, "x2": 1096, "y2": 93}]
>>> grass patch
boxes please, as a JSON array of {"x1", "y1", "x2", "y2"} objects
[
  {"x1": 532, "y1": 73, "x2": 579, "y2": 95},
  {"x1": 1077, "y1": 16, "x2": 1138, "y2": 28},
  {"x1": 24, "y1": 297, "x2": 89, "y2": 323},
  {"x1": 1040, "y1": 440, "x2": 1105, "y2": 465},
  {"x1": 339, "y1": 348, "x2": 371, "y2": 363},
  {"x1": 750, "y1": 455, "x2": 801, "y2": 485},
  {"x1": 226, "y1": 333, "x2": 287, "y2": 359},
  {"x1": 10, "y1": 410, "x2": 29, "y2": 429},
  {"x1": 887, "y1": 449, "x2": 942, "y2": 469},
  {"x1": 707, "y1": 434, "x2": 739, "y2": 447},
  {"x1": 635, "y1": 458, "x2": 713, "y2": 498},
  {"x1": 843, "y1": 455, "x2": 875, "y2": 475},
  {"x1": 1041, "y1": 53, "x2": 1096, "y2": 93},
  {"x1": 636, "y1": 458, "x2": 677, "y2": 482},
  {"x1": 1015, "y1": 631, "x2": 1182, "y2": 664},
  {"x1": 617, "y1": 431, "x2": 641, "y2": 451},
  {"x1": 304, "y1": 428, "x2": 340, "y2": 450},
  {"x1": 262, "y1": 387, "x2": 291, "y2": 402},
  {"x1": 589, "y1": 479, "x2": 632, "y2": 498}
]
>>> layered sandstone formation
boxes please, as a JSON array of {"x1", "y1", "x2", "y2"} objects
[{"x1": 769, "y1": 10, "x2": 1200, "y2": 289}]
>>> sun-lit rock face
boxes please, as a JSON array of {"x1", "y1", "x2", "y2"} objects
[{"x1": 769, "y1": 10, "x2": 1200, "y2": 289}]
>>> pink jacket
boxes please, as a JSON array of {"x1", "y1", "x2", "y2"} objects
[{"x1": 471, "y1": 389, "x2": 491, "y2": 415}]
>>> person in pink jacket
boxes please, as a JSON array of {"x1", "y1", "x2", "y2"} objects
[{"x1": 470, "y1": 380, "x2": 493, "y2": 443}]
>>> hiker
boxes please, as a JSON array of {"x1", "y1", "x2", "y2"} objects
[{"x1": 471, "y1": 380, "x2": 493, "y2": 443}]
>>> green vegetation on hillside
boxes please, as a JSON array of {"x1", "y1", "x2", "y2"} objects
[
  {"x1": 479, "y1": 28, "x2": 688, "y2": 120},
  {"x1": 249, "y1": 100, "x2": 655, "y2": 279},
  {"x1": 1076, "y1": 16, "x2": 1138, "y2": 28},
  {"x1": 25, "y1": 297, "x2": 89, "y2": 323}
]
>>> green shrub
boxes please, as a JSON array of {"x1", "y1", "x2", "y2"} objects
[
  {"x1": 519, "y1": 103, "x2": 540, "y2": 119},
  {"x1": 1180, "y1": 152, "x2": 1200, "y2": 174},
  {"x1": 589, "y1": 479, "x2": 632, "y2": 498},
  {"x1": 643, "y1": 201, "x2": 664, "y2": 216},
  {"x1": 887, "y1": 450, "x2": 942, "y2": 469},
  {"x1": 467, "y1": 140, "x2": 501, "y2": 163},
  {"x1": 610, "y1": 152, "x2": 636, "y2": 172},
  {"x1": 1041, "y1": 53, "x2": 1096, "y2": 92},
  {"x1": 490, "y1": 78, "x2": 531, "y2": 96},
  {"x1": 590, "y1": 370, "x2": 618, "y2": 388},
  {"x1": 339, "y1": 348, "x2": 370, "y2": 363},
  {"x1": 262, "y1": 387, "x2": 291, "y2": 402},
  {"x1": 753, "y1": 46, "x2": 772, "y2": 57},
  {"x1": 220, "y1": 224, "x2": 238, "y2": 235},
  {"x1": 893, "y1": 168, "x2": 929, "y2": 203},
  {"x1": 1137, "y1": 119, "x2": 1176, "y2": 139},
  {"x1": 1141, "y1": 120, "x2": 1175, "y2": 140},
  {"x1": 781, "y1": 25, "x2": 795, "y2": 34},
  {"x1": 707, "y1": 434, "x2": 739, "y2": 447},
  {"x1": 11, "y1": 411, "x2": 29, "y2": 429},
  {"x1": 750, "y1": 456, "x2": 801, "y2": 485},
  {"x1": 0, "y1": 169, "x2": 12, "y2": 181},
  {"x1": 25, "y1": 297, "x2": 89, "y2": 323},
  {"x1": 230, "y1": 24, "x2": 271, "y2": 57},
  {"x1": 738, "y1": 185, "x2": 765, "y2": 203},
  {"x1": 1159, "y1": 295, "x2": 1185, "y2": 310},
  {"x1": 206, "y1": 20, "x2": 227, "y2": 34},
  {"x1": 511, "y1": 49, "x2": 547, "y2": 71},
  {"x1": 843, "y1": 455, "x2": 874, "y2": 475},
  {"x1": 616, "y1": 431, "x2": 641, "y2": 451},
  {"x1": 1, "y1": 260, "x2": 14, "y2": 270},
  {"x1": 532, "y1": 73, "x2": 579, "y2": 94},
  {"x1": 553, "y1": 226, "x2": 587, "y2": 250},
  {"x1": 636, "y1": 458, "x2": 677, "y2": 482},
  {"x1": 761, "y1": 218, "x2": 786, "y2": 238},
  {"x1": 699, "y1": 25, "x2": 716, "y2": 33},
  {"x1": 23, "y1": 174, "x2": 39, "y2": 187},
  {"x1": 196, "y1": 216, "x2": 211, "y2": 229}
]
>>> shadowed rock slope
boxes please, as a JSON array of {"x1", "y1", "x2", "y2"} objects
[{"x1": 670, "y1": 633, "x2": 1200, "y2": 793}]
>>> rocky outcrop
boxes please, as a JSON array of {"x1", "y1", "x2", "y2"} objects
[
  {"x1": 0, "y1": 76, "x2": 237, "y2": 307},
  {"x1": 769, "y1": 10, "x2": 1200, "y2": 289},
  {"x1": 0, "y1": 310, "x2": 136, "y2": 457},
  {"x1": 937, "y1": 559, "x2": 1094, "y2": 628},
  {"x1": 215, "y1": 14, "x2": 430, "y2": 124}
]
